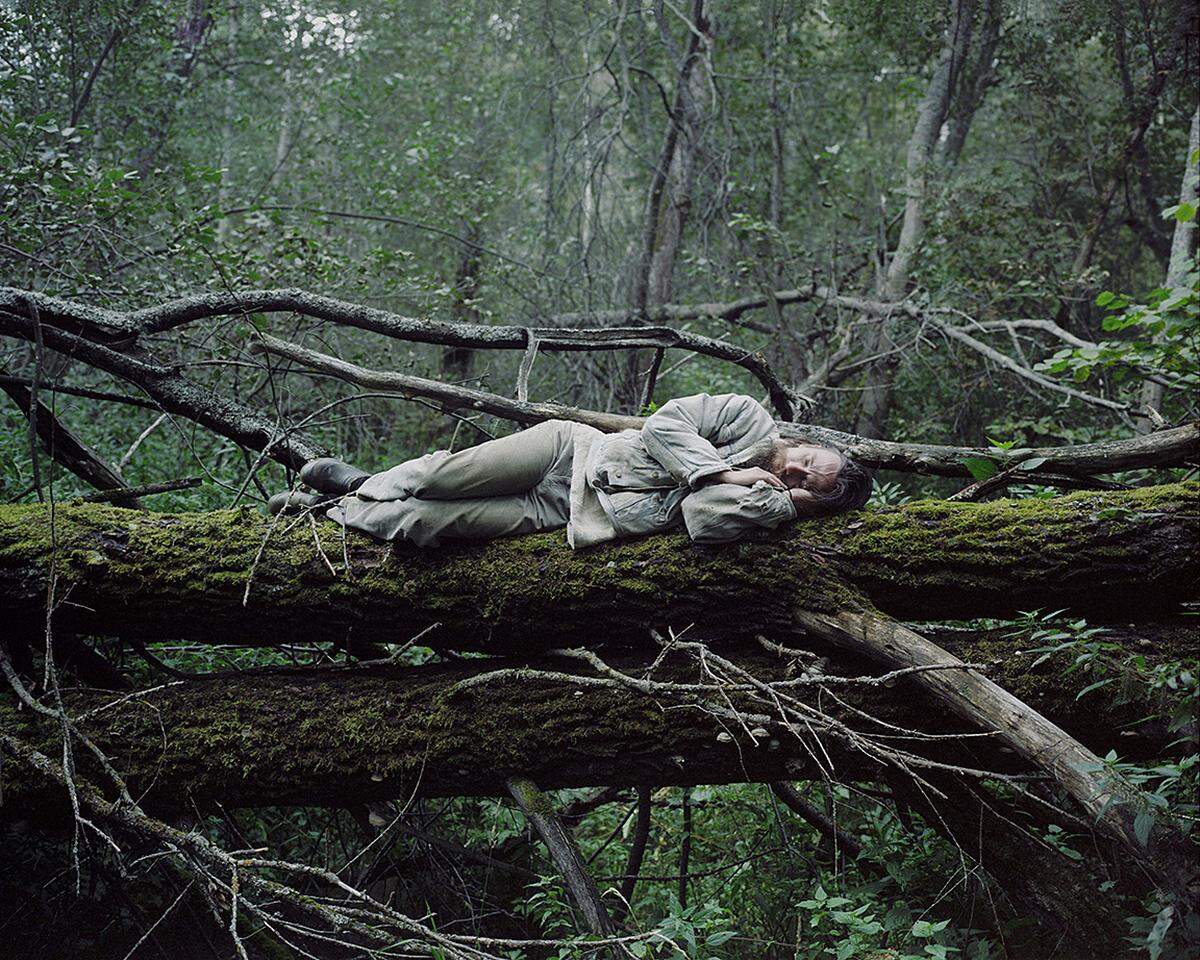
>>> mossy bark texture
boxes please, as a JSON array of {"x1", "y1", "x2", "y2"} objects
[
  {"x1": 0, "y1": 637, "x2": 1175, "y2": 817},
  {"x1": 0, "y1": 483, "x2": 1195, "y2": 653}
]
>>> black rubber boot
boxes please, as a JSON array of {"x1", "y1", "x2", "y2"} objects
[
  {"x1": 267, "y1": 490, "x2": 330, "y2": 516},
  {"x1": 299, "y1": 458, "x2": 371, "y2": 496}
]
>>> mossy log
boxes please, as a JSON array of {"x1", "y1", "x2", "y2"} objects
[
  {"x1": 0, "y1": 484, "x2": 1195, "y2": 653},
  {"x1": 0, "y1": 634, "x2": 1180, "y2": 817}
]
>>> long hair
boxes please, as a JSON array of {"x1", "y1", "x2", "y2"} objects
[{"x1": 807, "y1": 452, "x2": 873, "y2": 514}]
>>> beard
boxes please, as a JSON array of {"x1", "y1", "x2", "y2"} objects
[{"x1": 728, "y1": 437, "x2": 782, "y2": 474}]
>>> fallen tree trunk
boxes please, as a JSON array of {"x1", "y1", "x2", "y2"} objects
[
  {"x1": 5, "y1": 626, "x2": 1193, "y2": 933},
  {"x1": 797, "y1": 609, "x2": 1198, "y2": 914},
  {"x1": 0, "y1": 484, "x2": 1195, "y2": 650},
  {"x1": 4, "y1": 632, "x2": 1192, "y2": 953},
  {"x1": 0, "y1": 636, "x2": 1179, "y2": 817}
]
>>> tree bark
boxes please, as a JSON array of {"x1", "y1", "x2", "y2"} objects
[
  {"x1": 0, "y1": 484, "x2": 1194, "y2": 651},
  {"x1": 254, "y1": 330, "x2": 1200, "y2": 480},
  {"x1": 2, "y1": 381, "x2": 143, "y2": 507},
  {"x1": 856, "y1": 0, "x2": 977, "y2": 439},
  {"x1": 1137, "y1": 107, "x2": 1199, "y2": 432},
  {"x1": 0, "y1": 630, "x2": 1182, "y2": 818}
]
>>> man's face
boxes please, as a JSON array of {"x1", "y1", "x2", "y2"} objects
[{"x1": 777, "y1": 445, "x2": 843, "y2": 494}]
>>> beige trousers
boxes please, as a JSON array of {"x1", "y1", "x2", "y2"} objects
[{"x1": 328, "y1": 420, "x2": 576, "y2": 547}]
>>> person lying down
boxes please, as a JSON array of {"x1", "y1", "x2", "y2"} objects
[{"x1": 268, "y1": 392, "x2": 873, "y2": 548}]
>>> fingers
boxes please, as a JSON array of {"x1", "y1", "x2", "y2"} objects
[
  {"x1": 761, "y1": 469, "x2": 785, "y2": 489},
  {"x1": 755, "y1": 468, "x2": 786, "y2": 490}
]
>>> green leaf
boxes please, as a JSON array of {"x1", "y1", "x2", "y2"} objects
[
  {"x1": 1163, "y1": 201, "x2": 1196, "y2": 223},
  {"x1": 1134, "y1": 809, "x2": 1156, "y2": 846},
  {"x1": 1075, "y1": 677, "x2": 1114, "y2": 699},
  {"x1": 962, "y1": 457, "x2": 998, "y2": 481},
  {"x1": 1147, "y1": 904, "x2": 1175, "y2": 960},
  {"x1": 1018, "y1": 456, "x2": 1048, "y2": 471},
  {"x1": 912, "y1": 919, "x2": 935, "y2": 938},
  {"x1": 1096, "y1": 291, "x2": 1115, "y2": 307}
]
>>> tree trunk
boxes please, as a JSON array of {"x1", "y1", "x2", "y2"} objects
[
  {"x1": 215, "y1": 2, "x2": 240, "y2": 246},
  {"x1": 623, "y1": 0, "x2": 711, "y2": 410},
  {"x1": 0, "y1": 629, "x2": 1182, "y2": 817},
  {"x1": 440, "y1": 223, "x2": 483, "y2": 387},
  {"x1": 1137, "y1": 107, "x2": 1199, "y2": 432},
  {"x1": 939, "y1": 0, "x2": 1002, "y2": 168},
  {"x1": 856, "y1": 0, "x2": 976, "y2": 439},
  {"x1": 0, "y1": 484, "x2": 1193, "y2": 651}
]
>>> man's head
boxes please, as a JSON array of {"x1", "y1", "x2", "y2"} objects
[
  {"x1": 736, "y1": 438, "x2": 873, "y2": 516},
  {"x1": 773, "y1": 442, "x2": 872, "y2": 516}
]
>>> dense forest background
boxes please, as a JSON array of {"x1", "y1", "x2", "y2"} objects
[{"x1": 0, "y1": 1, "x2": 1197, "y2": 958}]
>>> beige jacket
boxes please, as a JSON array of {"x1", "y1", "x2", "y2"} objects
[{"x1": 568, "y1": 393, "x2": 796, "y2": 548}]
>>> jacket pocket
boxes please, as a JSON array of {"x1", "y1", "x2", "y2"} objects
[
  {"x1": 590, "y1": 432, "x2": 677, "y2": 492},
  {"x1": 607, "y1": 490, "x2": 677, "y2": 536}
]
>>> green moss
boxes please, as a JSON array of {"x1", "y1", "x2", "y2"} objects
[
  {"x1": 3, "y1": 614, "x2": 1182, "y2": 817},
  {"x1": 0, "y1": 483, "x2": 1194, "y2": 655}
]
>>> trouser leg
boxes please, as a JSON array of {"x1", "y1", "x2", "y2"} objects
[
  {"x1": 355, "y1": 420, "x2": 574, "y2": 502},
  {"x1": 331, "y1": 420, "x2": 576, "y2": 545},
  {"x1": 331, "y1": 481, "x2": 571, "y2": 547}
]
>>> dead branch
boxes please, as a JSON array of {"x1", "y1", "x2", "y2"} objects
[
  {"x1": 507, "y1": 776, "x2": 619, "y2": 937},
  {"x1": 2, "y1": 379, "x2": 143, "y2": 507},
  {"x1": 0, "y1": 286, "x2": 804, "y2": 420},
  {"x1": 0, "y1": 308, "x2": 326, "y2": 469},
  {"x1": 68, "y1": 476, "x2": 202, "y2": 503},
  {"x1": 251, "y1": 331, "x2": 640, "y2": 432},
  {"x1": 769, "y1": 781, "x2": 863, "y2": 860},
  {"x1": 0, "y1": 374, "x2": 159, "y2": 410},
  {"x1": 793, "y1": 609, "x2": 1198, "y2": 911},
  {"x1": 256, "y1": 331, "x2": 1199, "y2": 479}
]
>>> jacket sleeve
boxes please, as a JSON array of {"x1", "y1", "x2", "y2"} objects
[
  {"x1": 641, "y1": 393, "x2": 776, "y2": 489},
  {"x1": 681, "y1": 481, "x2": 797, "y2": 543}
]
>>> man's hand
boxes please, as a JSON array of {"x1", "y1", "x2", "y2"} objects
[
  {"x1": 789, "y1": 486, "x2": 828, "y2": 516},
  {"x1": 709, "y1": 467, "x2": 786, "y2": 490}
]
